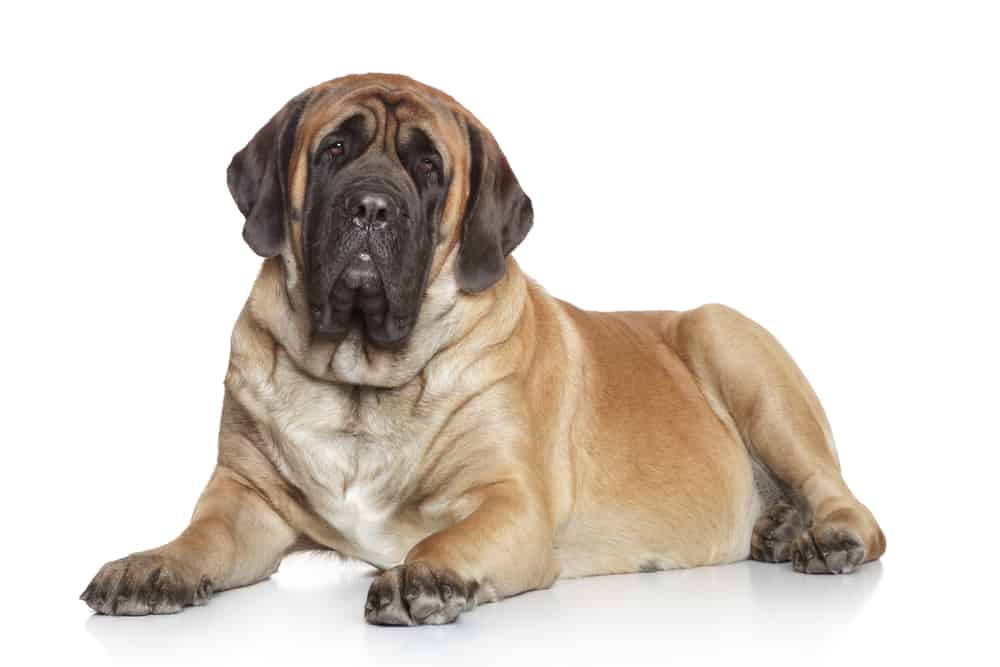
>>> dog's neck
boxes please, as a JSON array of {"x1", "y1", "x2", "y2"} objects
[{"x1": 234, "y1": 248, "x2": 528, "y2": 390}]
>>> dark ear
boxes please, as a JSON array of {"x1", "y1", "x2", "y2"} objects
[
  {"x1": 456, "y1": 123, "x2": 534, "y2": 293},
  {"x1": 226, "y1": 93, "x2": 309, "y2": 257}
]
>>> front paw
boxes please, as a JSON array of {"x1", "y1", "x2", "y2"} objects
[
  {"x1": 365, "y1": 562, "x2": 474, "y2": 626},
  {"x1": 80, "y1": 553, "x2": 213, "y2": 616}
]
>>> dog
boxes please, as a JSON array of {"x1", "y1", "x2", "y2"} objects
[{"x1": 81, "y1": 73, "x2": 886, "y2": 625}]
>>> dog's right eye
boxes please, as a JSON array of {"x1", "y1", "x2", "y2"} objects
[{"x1": 324, "y1": 142, "x2": 345, "y2": 159}]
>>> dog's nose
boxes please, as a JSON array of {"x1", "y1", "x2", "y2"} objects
[{"x1": 350, "y1": 193, "x2": 392, "y2": 230}]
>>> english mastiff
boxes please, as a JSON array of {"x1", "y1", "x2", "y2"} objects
[{"x1": 81, "y1": 73, "x2": 886, "y2": 625}]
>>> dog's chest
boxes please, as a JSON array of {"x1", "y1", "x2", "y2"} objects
[{"x1": 235, "y1": 353, "x2": 434, "y2": 567}]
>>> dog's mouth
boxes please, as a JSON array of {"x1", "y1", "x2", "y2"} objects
[
  {"x1": 312, "y1": 248, "x2": 383, "y2": 335},
  {"x1": 304, "y1": 180, "x2": 433, "y2": 350},
  {"x1": 309, "y1": 245, "x2": 414, "y2": 349}
]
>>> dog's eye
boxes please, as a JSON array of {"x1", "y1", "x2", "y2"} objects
[
  {"x1": 325, "y1": 142, "x2": 345, "y2": 159},
  {"x1": 417, "y1": 157, "x2": 436, "y2": 173}
]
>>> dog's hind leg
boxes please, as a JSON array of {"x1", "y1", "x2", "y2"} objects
[{"x1": 665, "y1": 304, "x2": 886, "y2": 574}]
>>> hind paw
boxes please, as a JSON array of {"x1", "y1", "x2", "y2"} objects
[
  {"x1": 792, "y1": 524, "x2": 866, "y2": 574},
  {"x1": 751, "y1": 502, "x2": 807, "y2": 563}
]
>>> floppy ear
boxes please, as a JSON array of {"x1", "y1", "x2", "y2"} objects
[
  {"x1": 456, "y1": 123, "x2": 534, "y2": 293},
  {"x1": 226, "y1": 93, "x2": 309, "y2": 257}
]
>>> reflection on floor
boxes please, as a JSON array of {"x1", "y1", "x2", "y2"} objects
[{"x1": 84, "y1": 555, "x2": 884, "y2": 666}]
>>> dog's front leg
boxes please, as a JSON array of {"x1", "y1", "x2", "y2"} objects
[
  {"x1": 81, "y1": 465, "x2": 297, "y2": 615},
  {"x1": 365, "y1": 481, "x2": 556, "y2": 626}
]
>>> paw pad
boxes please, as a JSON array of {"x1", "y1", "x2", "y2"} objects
[{"x1": 365, "y1": 562, "x2": 472, "y2": 626}]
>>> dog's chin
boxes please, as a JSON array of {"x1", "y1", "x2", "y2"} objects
[
  {"x1": 310, "y1": 255, "x2": 414, "y2": 350},
  {"x1": 316, "y1": 312, "x2": 413, "y2": 351}
]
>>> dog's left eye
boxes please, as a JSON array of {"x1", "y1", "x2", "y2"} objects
[{"x1": 417, "y1": 157, "x2": 436, "y2": 173}]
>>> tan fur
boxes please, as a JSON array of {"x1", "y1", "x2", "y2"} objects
[{"x1": 82, "y1": 74, "x2": 884, "y2": 621}]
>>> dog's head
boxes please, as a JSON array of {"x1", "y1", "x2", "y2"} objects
[{"x1": 227, "y1": 74, "x2": 533, "y2": 349}]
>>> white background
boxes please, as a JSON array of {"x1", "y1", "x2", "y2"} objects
[{"x1": 3, "y1": 1, "x2": 998, "y2": 665}]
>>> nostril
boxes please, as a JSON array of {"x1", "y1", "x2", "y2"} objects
[{"x1": 351, "y1": 193, "x2": 393, "y2": 228}]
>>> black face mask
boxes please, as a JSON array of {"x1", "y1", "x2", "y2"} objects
[{"x1": 302, "y1": 119, "x2": 448, "y2": 349}]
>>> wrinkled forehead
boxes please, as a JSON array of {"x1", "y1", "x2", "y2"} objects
[
  {"x1": 307, "y1": 84, "x2": 460, "y2": 148},
  {"x1": 288, "y1": 78, "x2": 468, "y2": 205}
]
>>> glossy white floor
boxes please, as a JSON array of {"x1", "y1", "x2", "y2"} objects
[{"x1": 36, "y1": 544, "x2": 976, "y2": 666}]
